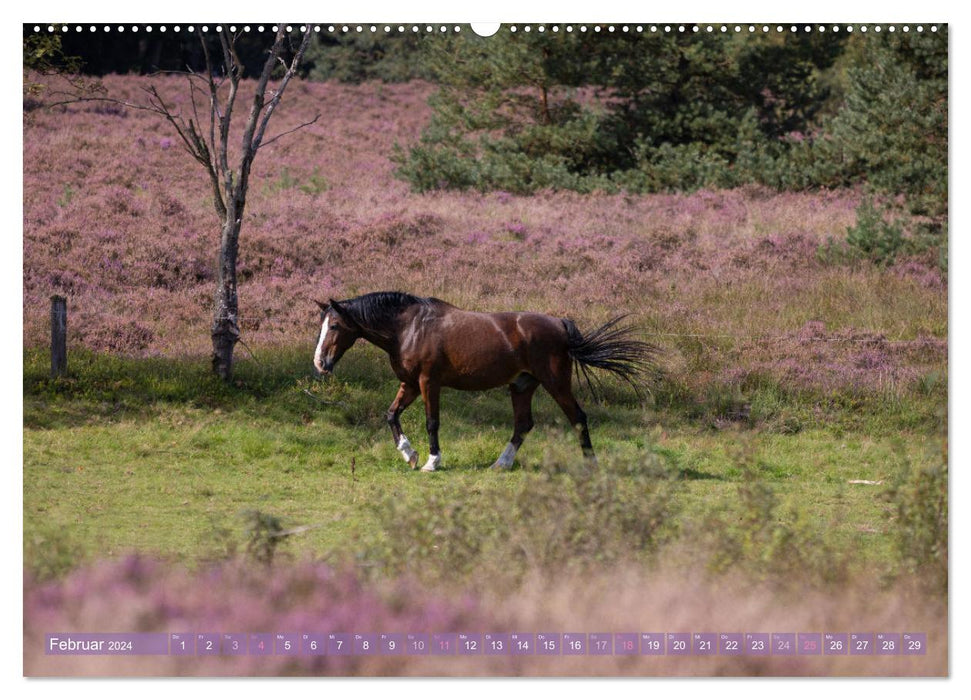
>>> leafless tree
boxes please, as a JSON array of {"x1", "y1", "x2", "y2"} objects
[{"x1": 52, "y1": 25, "x2": 317, "y2": 380}]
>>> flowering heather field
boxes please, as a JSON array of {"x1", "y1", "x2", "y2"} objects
[{"x1": 23, "y1": 74, "x2": 946, "y2": 403}]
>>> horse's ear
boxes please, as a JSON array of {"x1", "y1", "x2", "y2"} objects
[
  {"x1": 313, "y1": 299, "x2": 328, "y2": 312},
  {"x1": 329, "y1": 299, "x2": 360, "y2": 329},
  {"x1": 329, "y1": 299, "x2": 353, "y2": 323}
]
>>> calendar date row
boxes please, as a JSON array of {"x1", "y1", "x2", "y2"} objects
[{"x1": 46, "y1": 632, "x2": 927, "y2": 656}]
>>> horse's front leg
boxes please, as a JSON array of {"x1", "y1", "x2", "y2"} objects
[
  {"x1": 387, "y1": 382, "x2": 420, "y2": 469},
  {"x1": 493, "y1": 374, "x2": 539, "y2": 470},
  {"x1": 418, "y1": 375, "x2": 442, "y2": 472}
]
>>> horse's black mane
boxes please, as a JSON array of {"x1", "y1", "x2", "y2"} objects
[{"x1": 337, "y1": 291, "x2": 440, "y2": 337}]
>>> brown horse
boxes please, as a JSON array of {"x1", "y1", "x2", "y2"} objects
[{"x1": 313, "y1": 292, "x2": 655, "y2": 471}]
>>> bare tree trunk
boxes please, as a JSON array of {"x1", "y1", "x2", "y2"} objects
[
  {"x1": 203, "y1": 27, "x2": 313, "y2": 382},
  {"x1": 57, "y1": 25, "x2": 317, "y2": 382},
  {"x1": 211, "y1": 215, "x2": 241, "y2": 379}
]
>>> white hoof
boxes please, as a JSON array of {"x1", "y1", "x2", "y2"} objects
[
  {"x1": 398, "y1": 436, "x2": 419, "y2": 469},
  {"x1": 491, "y1": 442, "x2": 518, "y2": 470},
  {"x1": 421, "y1": 454, "x2": 441, "y2": 472}
]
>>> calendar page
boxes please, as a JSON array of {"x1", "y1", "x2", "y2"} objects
[{"x1": 21, "y1": 8, "x2": 949, "y2": 680}]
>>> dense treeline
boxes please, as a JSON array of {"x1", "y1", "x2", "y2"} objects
[
  {"x1": 25, "y1": 25, "x2": 948, "y2": 264},
  {"x1": 28, "y1": 27, "x2": 331, "y2": 78},
  {"x1": 24, "y1": 25, "x2": 427, "y2": 80},
  {"x1": 393, "y1": 29, "x2": 946, "y2": 235}
]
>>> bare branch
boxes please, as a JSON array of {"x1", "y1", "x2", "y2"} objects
[
  {"x1": 252, "y1": 28, "x2": 314, "y2": 152},
  {"x1": 46, "y1": 92, "x2": 166, "y2": 114},
  {"x1": 260, "y1": 113, "x2": 321, "y2": 149},
  {"x1": 186, "y1": 75, "x2": 207, "y2": 154},
  {"x1": 143, "y1": 84, "x2": 227, "y2": 218},
  {"x1": 183, "y1": 67, "x2": 217, "y2": 174},
  {"x1": 198, "y1": 31, "x2": 225, "y2": 194},
  {"x1": 218, "y1": 30, "x2": 242, "y2": 183},
  {"x1": 147, "y1": 68, "x2": 211, "y2": 85},
  {"x1": 143, "y1": 86, "x2": 199, "y2": 160},
  {"x1": 187, "y1": 121, "x2": 228, "y2": 219},
  {"x1": 238, "y1": 27, "x2": 287, "y2": 154}
]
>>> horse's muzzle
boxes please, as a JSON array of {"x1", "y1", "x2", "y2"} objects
[{"x1": 314, "y1": 359, "x2": 335, "y2": 377}]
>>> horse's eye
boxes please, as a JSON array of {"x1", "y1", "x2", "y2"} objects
[{"x1": 330, "y1": 324, "x2": 339, "y2": 330}]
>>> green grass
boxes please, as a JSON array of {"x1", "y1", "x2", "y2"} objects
[{"x1": 23, "y1": 347, "x2": 944, "y2": 583}]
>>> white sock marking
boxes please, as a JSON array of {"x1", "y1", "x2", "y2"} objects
[
  {"x1": 421, "y1": 454, "x2": 441, "y2": 472},
  {"x1": 397, "y1": 435, "x2": 418, "y2": 465},
  {"x1": 495, "y1": 442, "x2": 518, "y2": 469}
]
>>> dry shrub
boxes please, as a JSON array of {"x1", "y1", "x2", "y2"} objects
[
  {"x1": 882, "y1": 433, "x2": 948, "y2": 594},
  {"x1": 694, "y1": 463, "x2": 851, "y2": 589},
  {"x1": 363, "y1": 447, "x2": 681, "y2": 590}
]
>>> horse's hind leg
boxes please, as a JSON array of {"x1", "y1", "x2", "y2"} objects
[
  {"x1": 492, "y1": 373, "x2": 539, "y2": 470},
  {"x1": 418, "y1": 375, "x2": 442, "y2": 472},
  {"x1": 387, "y1": 382, "x2": 420, "y2": 468},
  {"x1": 541, "y1": 371, "x2": 596, "y2": 462}
]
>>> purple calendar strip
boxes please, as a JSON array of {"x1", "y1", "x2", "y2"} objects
[
  {"x1": 46, "y1": 633, "x2": 169, "y2": 655},
  {"x1": 43, "y1": 631, "x2": 925, "y2": 656}
]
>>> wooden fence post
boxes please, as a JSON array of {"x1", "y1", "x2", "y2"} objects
[{"x1": 51, "y1": 295, "x2": 67, "y2": 377}]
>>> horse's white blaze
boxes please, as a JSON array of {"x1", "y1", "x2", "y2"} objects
[
  {"x1": 397, "y1": 435, "x2": 418, "y2": 465},
  {"x1": 313, "y1": 314, "x2": 330, "y2": 372},
  {"x1": 421, "y1": 454, "x2": 441, "y2": 472},
  {"x1": 494, "y1": 442, "x2": 518, "y2": 469}
]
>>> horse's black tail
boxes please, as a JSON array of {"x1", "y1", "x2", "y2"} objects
[{"x1": 563, "y1": 316, "x2": 659, "y2": 400}]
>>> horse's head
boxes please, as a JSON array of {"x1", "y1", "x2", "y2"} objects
[{"x1": 313, "y1": 299, "x2": 361, "y2": 375}]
